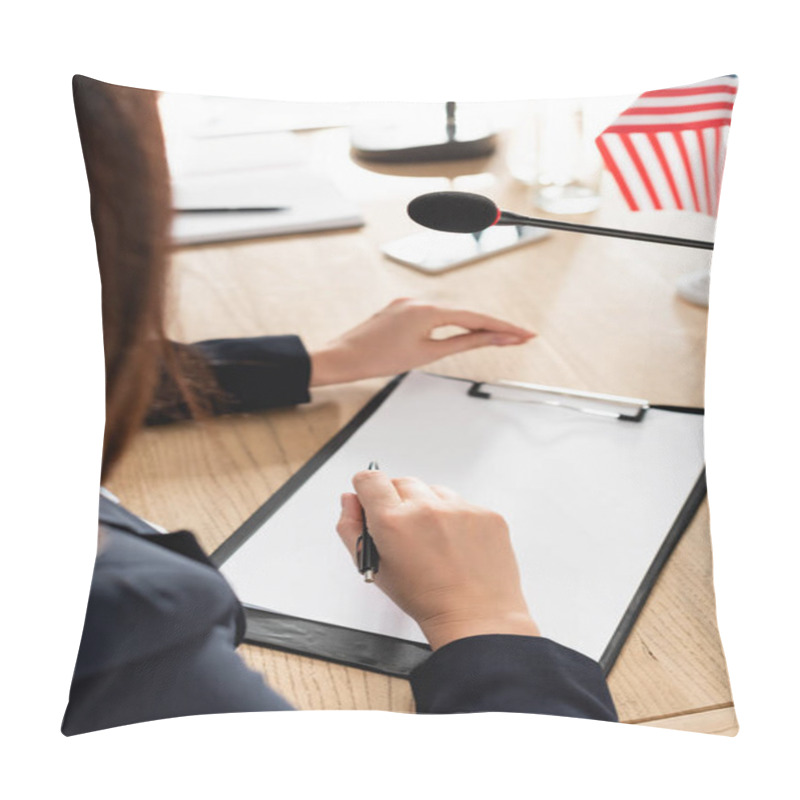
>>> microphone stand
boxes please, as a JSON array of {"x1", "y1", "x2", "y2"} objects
[{"x1": 497, "y1": 211, "x2": 714, "y2": 251}]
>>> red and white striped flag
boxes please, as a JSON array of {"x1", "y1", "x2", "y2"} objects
[{"x1": 595, "y1": 75, "x2": 738, "y2": 217}]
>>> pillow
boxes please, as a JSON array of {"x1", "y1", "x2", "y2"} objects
[{"x1": 65, "y1": 74, "x2": 737, "y2": 736}]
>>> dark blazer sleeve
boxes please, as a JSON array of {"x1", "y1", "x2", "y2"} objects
[
  {"x1": 62, "y1": 528, "x2": 293, "y2": 736},
  {"x1": 410, "y1": 635, "x2": 618, "y2": 721},
  {"x1": 146, "y1": 335, "x2": 312, "y2": 424}
]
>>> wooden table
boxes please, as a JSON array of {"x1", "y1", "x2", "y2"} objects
[{"x1": 107, "y1": 125, "x2": 737, "y2": 735}]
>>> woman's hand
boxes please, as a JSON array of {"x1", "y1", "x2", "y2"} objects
[
  {"x1": 336, "y1": 469, "x2": 540, "y2": 650},
  {"x1": 309, "y1": 298, "x2": 535, "y2": 387}
]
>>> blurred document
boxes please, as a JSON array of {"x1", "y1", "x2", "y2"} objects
[
  {"x1": 162, "y1": 127, "x2": 362, "y2": 245},
  {"x1": 171, "y1": 167, "x2": 363, "y2": 245}
]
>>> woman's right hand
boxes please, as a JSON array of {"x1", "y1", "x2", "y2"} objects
[
  {"x1": 336, "y1": 469, "x2": 540, "y2": 650},
  {"x1": 309, "y1": 298, "x2": 535, "y2": 387}
]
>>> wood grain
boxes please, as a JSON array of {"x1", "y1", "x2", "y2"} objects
[
  {"x1": 634, "y1": 705, "x2": 739, "y2": 736},
  {"x1": 106, "y1": 125, "x2": 733, "y2": 727}
]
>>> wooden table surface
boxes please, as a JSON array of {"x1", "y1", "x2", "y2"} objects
[{"x1": 106, "y1": 125, "x2": 737, "y2": 734}]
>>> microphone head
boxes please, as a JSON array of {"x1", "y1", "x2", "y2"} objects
[{"x1": 407, "y1": 191, "x2": 500, "y2": 233}]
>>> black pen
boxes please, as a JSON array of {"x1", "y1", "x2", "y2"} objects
[
  {"x1": 175, "y1": 206, "x2": 289, "y2": 213},
  {"x1": 356, "y1": 461, "x2": 380, "y2": 583}
]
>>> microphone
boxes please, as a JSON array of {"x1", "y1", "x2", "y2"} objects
[{"x1": 407, "y1": 191, "x2": 714, "y2": 251}]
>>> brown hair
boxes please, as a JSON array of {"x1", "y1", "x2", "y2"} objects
[{"x1": 73, "y1": 75, "x2": 199, "y2": 480}]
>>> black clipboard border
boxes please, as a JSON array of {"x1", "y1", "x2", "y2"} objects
[
  {"x1": 211, "y1": 372, "x2": 433, "y2": 678},
  {"x1": 211, "y1": 374, "x2": 706, "y2": 679},
  {"x1": 598, "y1": 458, "x2": 706, "y2": 675}
]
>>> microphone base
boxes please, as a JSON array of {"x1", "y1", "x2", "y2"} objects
[{"x1": 351, "y1": 126, "x2": 497, "y2": 164}]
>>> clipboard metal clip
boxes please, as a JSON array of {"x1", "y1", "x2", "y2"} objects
[{"x1": 467, "y1": 380, "x2": 649, "y2": 422}]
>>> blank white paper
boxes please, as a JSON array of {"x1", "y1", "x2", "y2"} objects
[{"x1": 220, "y1": 372, "x2": 705, "y2": 662}]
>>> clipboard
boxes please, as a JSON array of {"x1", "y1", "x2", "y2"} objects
[{"x1": 212, "y1": 372, "x2": 706, "y2": 678}]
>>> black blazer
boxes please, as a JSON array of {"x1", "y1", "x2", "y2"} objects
[{"x1": 63, "y1": 336, "x2": 617, "y2": 734}]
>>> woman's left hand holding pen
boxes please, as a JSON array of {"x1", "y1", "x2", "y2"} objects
[{"x1": 336, "y1": 469, "x2": 540, "y2": 652}]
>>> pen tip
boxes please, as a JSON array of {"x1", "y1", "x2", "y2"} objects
[{"x1": 368, "y1": 461, "x2": 380, "y2": 470}]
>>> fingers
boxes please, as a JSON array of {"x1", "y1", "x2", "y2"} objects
[
  {"x1": 429, "y1": 484, "x2": 461, "y2": 502},
  {"x1": 429, "y1": 329, "x2": 526, "y2": 358},
  {"x1": 348, "y1": 470, "x2": 460, "y2": 518},
  {"x1": 392, "y1": 476, "x2": 439, "y2": 502},
  {"x1": 417, "y1": 303, "x2": 535, "y2": 357},
  {"x1": 336, "y1": 492, "x2": 363, "y2": 561},
  {"x1": 359, "y1": 472, "x2": 461, "y2": 506},
  {"x1": 388, "y1": 298, "x2": 535, "y2": 339},
  {"x1": 430, "y1": 307, "x2": 535, "y2": 339},
  {"x1": 352, "y1": 468, "x2": 403, "y2": 512}
]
